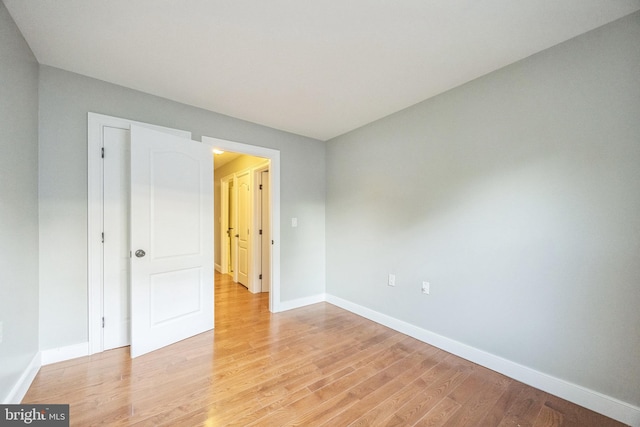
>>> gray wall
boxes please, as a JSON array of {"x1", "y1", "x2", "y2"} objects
[
  {"x1": 0, "y1": 1, "x2": 39, "y2": 401},
  {"x1": 326, "y1": 12, "x2": 640, "y2": 406},
  {"x1": 38, "y1": 66, "x2": 326, "y2": 350}
]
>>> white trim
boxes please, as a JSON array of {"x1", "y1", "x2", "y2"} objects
[
  {"x1": 3, "y1": 352, "x2": 41, "y2": 404},
  {"x1": 215, "y1": 263, "x2": 222, "y2": 273},
  {"x1": 87, "y1": 113, "x2": 191, "y2": 356},
  {"x1": 326, "y1": 294, "x2": 640, "y2": 427},
  {"x1": 202, "y1": 136, "x2": 281, "y2": 313},
  {"x1": 41, "y1": 342, "x2": 89, "y2": 366},
  {"x1": 251, "y1": 161, "x2": 270, "y2": 294},
  {"x1": 277, "y1": 293, "x2": 327, "y2": 312}
]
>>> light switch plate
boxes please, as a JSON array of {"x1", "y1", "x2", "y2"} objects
[
  {"x1": 422, "y1": 281, "x2": 430, "y2": 294},
  {"x1": 388, "y1": 274, "x2": 396, "y2": 287}
]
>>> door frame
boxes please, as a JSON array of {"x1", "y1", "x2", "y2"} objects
[
  {"x1": 253, "y1": 164, "x2": 271, "y2": 293},
  {"x1": 219, "y1": 160, "x2": 269, "y2": 294},
  {"x1": 87, "y1": 113, "x2": 192, "y2": 355},
  {"x1": 202, "y1": 136, "x2": 281, "y2": 313},
  {"x1": 88, "y1": 115, "x2": 284, "y2": 356}
]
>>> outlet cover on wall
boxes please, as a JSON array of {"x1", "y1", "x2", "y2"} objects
[{"x1": 388, "y1": 274, "x2": 396, "y2": 287}]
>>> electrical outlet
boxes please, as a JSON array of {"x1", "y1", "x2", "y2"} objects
[
  {"x1": 422, "y1": 281, "x2": 430, "y2": 295},
  {"x1": 388, "y1": 274, "x2": 396, "y2": 287}
]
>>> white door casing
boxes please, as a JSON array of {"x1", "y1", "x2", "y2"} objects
[
  {"x1": 219, "y1": 160, "x2": 270, "y2": 294},
  {"x1": 129, "y1": 125, "x2": 214, "y2": 358},
  {"x1": 248, "y1": 163, "x2": 270, "y2": 294}
]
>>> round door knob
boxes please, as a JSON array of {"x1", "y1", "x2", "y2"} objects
[{"x1": 135, "y1": 249, "x2": 146, "y2": 258}]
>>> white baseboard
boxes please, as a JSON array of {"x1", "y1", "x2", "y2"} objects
[
  {"x1": 41, "y1": 342, "x2": 89, "y2": 366},
  {"x1": 326, "y1": 294, "x2": 640, "y2": 427},
  {"x1": 274, "y1": 293, "x2": 327, "y2": 312},
  {"x1": 3, "y1": 352, "x2": 41, "y2": 404},
  {"x1": 215, "y1": 263, "x2": 222, "y2": 273}
]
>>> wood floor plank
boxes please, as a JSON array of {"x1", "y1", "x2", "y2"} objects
[
  {"x1": 497, "y1": 386, "x2": 547, "y2": 427},
  {"x1": 381, "y1": 359, "x2": 473, "y2": 427},
  {"x1": 533, "y1": 404, "x2": 565, "y2": 427},
  {"x1": 346, "y1": 352, "x2": 454, "y2": 427},
  {"x1": 440, "y1": 373, "x2": 510, "y2": 427},
  {"x1": 539, "y1": 394, "x2": 627, "y2": 427},
  {"x1": 21, "y1": 273, "x2": 627, "y2": 427},
  {"x1": 414, "y1": 396, "x2": 462, "y2": 427},
  {"x1": 318, "y1": 346, "x2": 444, "y2": 427},
  {"x1": 477, "y1": 378, "x2": 529, "y2": 427}
]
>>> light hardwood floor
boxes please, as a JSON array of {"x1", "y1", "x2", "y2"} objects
[{"x1": 23, "y1": 273, "x2": 625, "y2": 426}]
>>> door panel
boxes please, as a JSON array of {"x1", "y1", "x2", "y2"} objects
[
  {"x1": 237, "y1": 171, "x2": 250, "y2": 286},
  {"x1": 130, "y1": 125, "x2": 213, "y2": 358},
  {"x1": 229, "y1": 179, "x2": 236, "y2": 277},
  {"x1": 151, "y1": 151, "x2": 202, "y2": 258},
  {"x1": 150, "y1": 268, "x2": 202, "y2": 324}
]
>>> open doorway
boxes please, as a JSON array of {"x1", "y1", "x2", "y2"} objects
[
  {"x1": 202, "y1": 135, "x2": 281, "y2": 314},
  {"x1": 214, "y1": 152, "x2": 271, "y2": 294}
]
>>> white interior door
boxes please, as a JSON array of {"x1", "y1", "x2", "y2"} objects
[
  {"x1": 220, "y1": 177, "x2": 230, "y2": 275},
  {"x1": 229, "y1": 178, "x2": 237, "y2": 279},
  {"x1": 236, "y1": 171, "x2": 250, "y2": 286},
  {"x1": 130, "y1": 125, "x2": 214, "y2": 358}
]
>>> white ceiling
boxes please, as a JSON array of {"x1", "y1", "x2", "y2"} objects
[{"x1": 5, "y1": 1, "x2": 640, "y2": 141}]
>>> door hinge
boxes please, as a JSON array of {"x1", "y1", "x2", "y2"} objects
[
  {"x1": 271, "y1": 240, "x2": 274, "y2": 245},
  {"x1": 102, "y1": 317, "x2": 105, "y2": 328},
  {"x1": 259, "y1": 184, "x2": 263, "y2": 190},
  {"x1": 259, "y1": 229, "x2": 262, "y2": 235},
  {"x1": 101, "y1": 147, "x2": 104, "y2": 158},
  {"x1": 259, "y1": 274, "x2": 262, "y2": 280},
  {"x1": 101, "y1": 232, "x2": 104, "y2": 243}
]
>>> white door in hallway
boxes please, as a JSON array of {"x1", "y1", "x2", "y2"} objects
[
  {"x1": 236, "y1": 170, "x2": 250, "y2": 287},
  {"x1": 129, "y1": 125, "x2": 214, "y2": 358}
]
